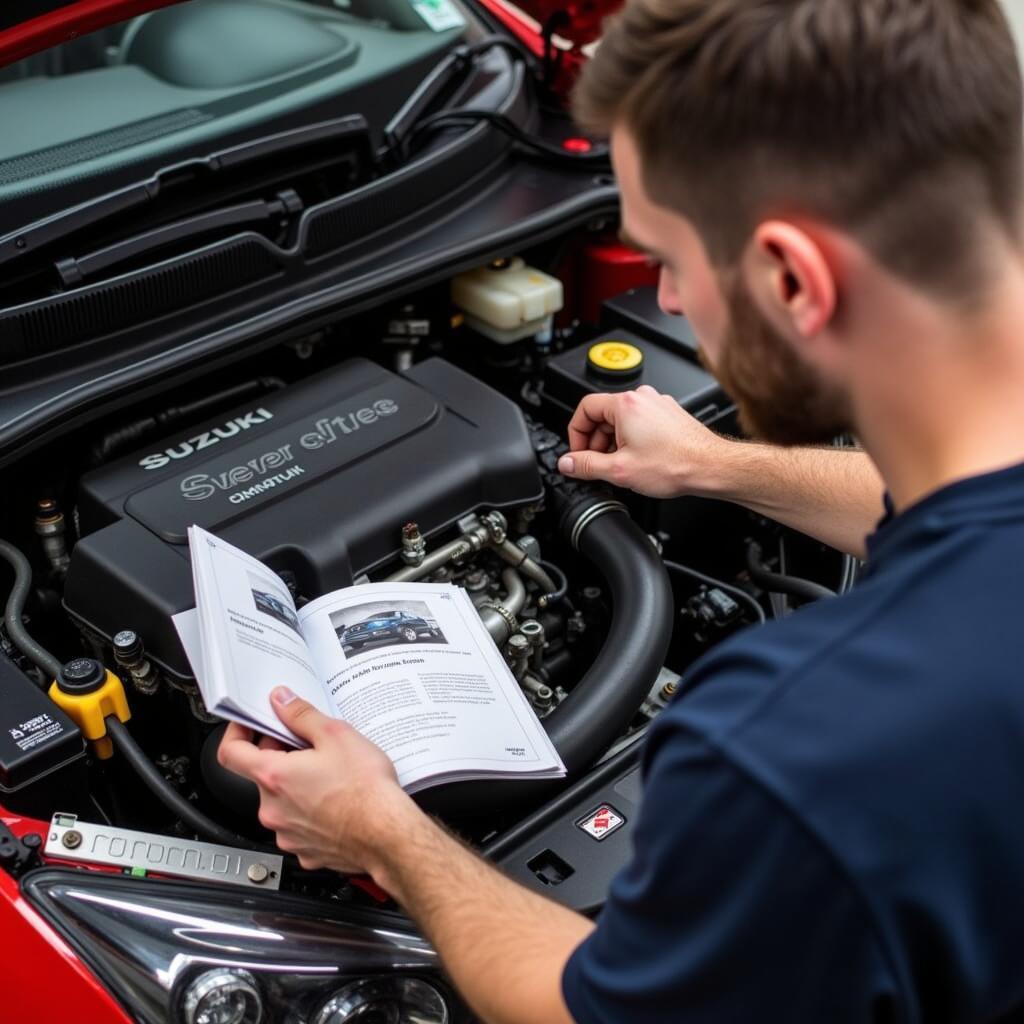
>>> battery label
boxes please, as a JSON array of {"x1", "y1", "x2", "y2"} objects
[
  {"x1": 8, "y1": 712, "x2": 65, "y2": 752},
  {"x1": 576, "y1": 804, "x2": 626, "y2": 841}
]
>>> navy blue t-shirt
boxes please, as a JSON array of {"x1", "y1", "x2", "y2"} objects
[{"x1": 563, "y1": 463, "x2": 1024, "y2": 1023}]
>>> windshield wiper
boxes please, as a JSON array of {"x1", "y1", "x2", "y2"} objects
[
  {"x1": 54, "y1": 189, "x2": 302, "y2": 288},
  {"x1": 382, "y1": 35, "x2": 530, "y2": 162},
  {"x1": 0, "y1": 115, "x2": 371, "y2": 272}
]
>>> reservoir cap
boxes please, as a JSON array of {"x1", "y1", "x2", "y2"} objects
[
  {"x1": 587, "y1": 340, "x2": 644, "y2": 380},
  {"x1": 58, "y1": 658, "x2": 106, "y2": 694}
]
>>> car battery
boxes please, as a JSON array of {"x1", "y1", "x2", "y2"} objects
[
  {"x1": 600, "y1": 285, "x2": 702, "y2": 361},
  {"x1": 540, "y1": 329, "x2": 733, "y2": 428},
  {"x1": 0, "y1": 653, "x2": 86, "y2": 818}
]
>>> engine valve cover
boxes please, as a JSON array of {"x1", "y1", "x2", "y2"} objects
[{"x1": 65, "y1": 358, "x2": 542, "y2": 679}]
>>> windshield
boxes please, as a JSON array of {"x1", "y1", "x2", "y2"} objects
[{"x1": 0, "y1": 0, "x2": 471, "y2": 210}]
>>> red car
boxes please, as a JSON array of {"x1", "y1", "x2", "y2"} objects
[{"x1": 0, "y1": 1, "x2": 844, "y2": 1020}]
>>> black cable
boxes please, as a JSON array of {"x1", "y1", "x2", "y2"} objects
[
  {"x1": 538, "y1": 559, "x2": 569, "y2": 603},
  {"x1": 404, "y1": 108, "x2": 609, "y2": 166},
  {"x1": 746, "y1": 543, "x2": 835, "y2": 603},
  {"x1": 664, "y1": 558, "x2": 766, "y2": 625},
  {"x1": 105, "y1": 716, "x2": 273, "y2": 851},
  {"x1": 464, "y1": 33, "x2": 535, "y2": 63},
  {"x1": 0, "y1": 538, "x2": 62, "y2": 683}
]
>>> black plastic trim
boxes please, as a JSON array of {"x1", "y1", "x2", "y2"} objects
[{"x1": 0, "y1": 160, "x2": 618, "y2": 467}]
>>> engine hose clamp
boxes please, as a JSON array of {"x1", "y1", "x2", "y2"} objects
[
  {"x1": 569, "y1": 501, "x2": 628, "y2": 551},
  {"x1": 479, "y1": 601, "x2": 519, "y2": 637}
]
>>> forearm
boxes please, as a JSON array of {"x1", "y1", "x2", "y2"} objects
[
  {"x1": 694, "y1": 442, "x2": 885, "y2": 559},
  {"x1": 372, "y1": 799, "x2": 593, "y2": 1024}
]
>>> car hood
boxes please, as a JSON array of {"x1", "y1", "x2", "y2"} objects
[
  {"x1": 0, "y1": 0, "x2": 188, "y2": 67},
  {"x1": 0, "y1": 0, "x2": 623, "y2": 67}
]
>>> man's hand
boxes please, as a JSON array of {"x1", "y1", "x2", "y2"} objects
[
  {"x1": 558, "y1": 385, "x2": 885, "y2": 557},
  {"x1": 558, "y1": 384, "x2": 729, "y2": 498},
  {"x1": 217, "y1": 687, "x2": 417, "y2": 877}
]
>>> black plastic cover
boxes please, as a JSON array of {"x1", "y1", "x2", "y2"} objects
[
  {"x1": 0, "y1": 653, "x2": 85, "y2": 816},
  {"x1": 65, "y1": 357, "x2": 543, "y2": 679},
  {"x1": 600, "y1": 286, "x2": 702, "y2": 359},
  {"x1": 488, "y1": 743, "x2": 644, "y2": 914},
  {"x1": 541, "y1": 329, "x2": 726, "y2": 422}
]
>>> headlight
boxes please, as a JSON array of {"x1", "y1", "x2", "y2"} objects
[
  {"x1": 23, "y1": 869, "x2": 465, "y2": 1024},
  {"x1": 312, "y1": 978, "x2": 448, "y2": 1024},
  {"x1": 183, "y1": 969, "x2": 264, "y2": 1024}
]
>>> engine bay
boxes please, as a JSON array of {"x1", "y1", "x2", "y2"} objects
[{"x1": 0, "y1": 231, "x2": 851, "y2": 909}]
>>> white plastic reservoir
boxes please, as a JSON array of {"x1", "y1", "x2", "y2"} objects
[{"x1": 452, "y1": 257, "x2": 564, "y2": 344}]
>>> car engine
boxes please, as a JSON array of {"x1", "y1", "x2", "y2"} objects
[
  {"x1": 65, "y1": 357, "x2": 545, "y2": 683},
  {"x1": 0, "y1": 251, "x2": 848, "y2": 903}
]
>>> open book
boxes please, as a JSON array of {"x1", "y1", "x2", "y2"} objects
[{"x1": 172, "y1": 526, "x2": 565, "y2": 793}]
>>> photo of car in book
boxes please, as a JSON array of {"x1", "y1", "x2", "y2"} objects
[
  {"x1": 332, "y1": 600, "x2": 447, "y2": 658},
  {"x1": 248, "y1": 573, "x2": 301, "y2": 635}
]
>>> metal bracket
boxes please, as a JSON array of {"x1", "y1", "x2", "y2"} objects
[{"x1": 45, "y1": 813, "x2": 283, "y2": 890}]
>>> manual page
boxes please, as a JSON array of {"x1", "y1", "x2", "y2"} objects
[
  {"x1": 175, "y1": 526, "x2": 565, "y2": 791},
  {"x1": 299, "y1": 583, "x2": 564, "y2": 792},
  {"x1": 175, "y1": 527, "x2": 333, "y2": 747}
]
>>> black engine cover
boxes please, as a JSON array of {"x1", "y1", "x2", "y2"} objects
[{"x1": 65, "y1": 357, "x2": 542, "y2": 679}]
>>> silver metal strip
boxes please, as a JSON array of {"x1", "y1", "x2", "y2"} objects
[
  {"x1": 570, "y1": 501, "x2": 627, "y2": 550},
  {"x1": 45, "y1": 813, "x2": 283, "y2": 890}
]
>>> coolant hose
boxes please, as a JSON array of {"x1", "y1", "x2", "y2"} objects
[
  {"x1": 419, "y1": 493, "x2": 673, "y2": 816},
  {"x1": 0, "y1": 539, "x2": 63, "y2": 682},
  {"x1": 746, "y1": 542, "x2": 835, "y2": 603},
  {"x1": 106, "y1": 716, "x2": 269, "y2": 850},
  {"x1": 543, "y1": 500, "x2": 673, "y2": 774}
]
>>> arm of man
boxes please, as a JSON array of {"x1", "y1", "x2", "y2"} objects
[
  {"x1": 559, "y1": 387, "x2": 885, "y2": 559},
  {"x1": 220, "y1": 675, "x2": 899, "y2": 1024},
  {"x1": 218, "y1": 692, "x2": 592, "y2": 1024}
]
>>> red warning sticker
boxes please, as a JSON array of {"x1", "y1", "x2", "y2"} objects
[{"x1": 576, "y1": 804, "x2": 626, "y2": 841}]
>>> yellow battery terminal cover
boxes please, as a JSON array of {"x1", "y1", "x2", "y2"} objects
[{"x1": 49, "y1": 668, "x2": 130, "y2": 760}]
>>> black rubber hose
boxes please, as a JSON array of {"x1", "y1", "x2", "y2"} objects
[
  {"x1": 746, "y1": 543, "x2": 835, "y2": 603},
  {"x1": 543, "y1": 508, "x2": 673, "y2": 774},
  {"x1": 418, "y1": 500, "x2": 673, "y2": 816},
  {"x1": 0, "y1": 539, "x2": 63, "y2": 683},
  {"x1": 106, "y1": 716, "x2": 269, "y2": 850}
]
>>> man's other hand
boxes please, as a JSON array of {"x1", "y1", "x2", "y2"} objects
[
  {"x1": 217, "y1": 687, "x2": 415, "y2": 877},
  {"x1": 558, "y1": 385, "x2": 729, "y2": 498}
]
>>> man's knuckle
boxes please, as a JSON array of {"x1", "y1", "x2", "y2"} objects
[
  {"x1": 323, "y1": 719, "x2": 348, "y2": 741},
  {"x1": 609, "y1": 460, "x2": 630, "y2": 485},
  {"x1": 255, "y1": 765, "x2": 281, "y2": 793}
]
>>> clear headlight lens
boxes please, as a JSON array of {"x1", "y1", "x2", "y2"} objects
[
  {"x1": 312, "y1": 977, "x2": 448, "y2": 1024},
  {"x1": 183, "y1": 969, "x2": 264, "y2": 1024},
  {"x1": 23, "y1": 868, "x2": 464, "y2": 1024}
]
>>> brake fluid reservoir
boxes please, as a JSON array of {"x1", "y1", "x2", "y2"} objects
[{"x1": 452, "y1": 257, "x2": 563, "y2": 344}]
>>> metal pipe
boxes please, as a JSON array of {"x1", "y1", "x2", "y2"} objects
[
  {"x1": 478, "y1": 569, "x2": 526, "y2": 643},
  {"x1": 385, "y1": 536, "x2": 476, "y2": 583},
  {"x1": 495, "y1": 539, "x2": 557, "y2": 594}
]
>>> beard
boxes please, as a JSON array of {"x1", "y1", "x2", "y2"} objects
[{"x1": 703, "y1": 276, "x2": 854, "y2": 446}]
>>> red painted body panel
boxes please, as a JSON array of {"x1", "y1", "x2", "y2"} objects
[
  {"x1": 0, "y1": 814, "x2": 131, "y2": 1023},
  {"x1": 0, "y1": 0, "x2": 186, "y2": 68}
]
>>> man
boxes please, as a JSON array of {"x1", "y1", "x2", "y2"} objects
[{"x1": 219, "y1": 0, "x2": 1024, "y2": 1020}]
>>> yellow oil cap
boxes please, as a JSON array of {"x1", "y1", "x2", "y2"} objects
[
  {"x1": 588, "y1": 339, "x2": 644, "y2": 379},
  {"x1": 49, "y1": 659, "x2": 130, "y2": 760}
]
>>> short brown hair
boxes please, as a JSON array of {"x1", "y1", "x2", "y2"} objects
[{"x1": 575, "y1": 0, "x2": 1024, "y2": 299}]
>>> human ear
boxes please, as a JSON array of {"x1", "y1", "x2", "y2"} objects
[{"x1": 748, "y1": 221, "x2": 837, "y2": 338}]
